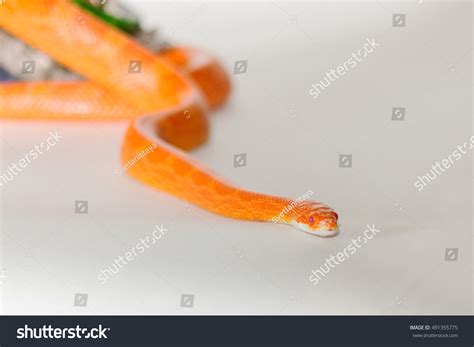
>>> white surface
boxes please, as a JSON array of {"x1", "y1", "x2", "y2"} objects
[{"x1": 0, "y1": 1, "x2": 472, "y2": 314}]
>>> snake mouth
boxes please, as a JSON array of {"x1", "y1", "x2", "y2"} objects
[{"x1": 290, "y1": 220, "x2": 340, "y2": 237}]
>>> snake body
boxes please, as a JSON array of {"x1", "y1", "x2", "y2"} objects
[{"x1": 0, "y1": 0, "x2": 339, "y2": 236}]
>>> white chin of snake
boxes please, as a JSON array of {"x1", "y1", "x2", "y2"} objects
[{"x1": 290, "y1": 220, "x2": 339, "y2": 237}]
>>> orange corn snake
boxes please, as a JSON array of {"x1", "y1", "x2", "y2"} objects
[{"x1": 0, "y1": 0, "x2": 338, "y2": 236}]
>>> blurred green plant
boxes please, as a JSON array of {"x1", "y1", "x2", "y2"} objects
[{"x1": 73, "y1": 0, "x2": 140, "y2": 34}]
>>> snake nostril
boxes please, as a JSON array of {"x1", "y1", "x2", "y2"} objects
[{"x1": 334, "y1": 212, "x2": 339, "y2": 221}]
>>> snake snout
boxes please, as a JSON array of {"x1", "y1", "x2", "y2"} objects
[{"x1": 290, "y1": 201, "x2": 339, "y2": 236}]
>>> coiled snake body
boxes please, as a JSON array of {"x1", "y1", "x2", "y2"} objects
[{"x1": 0, "y1": 0, "x2": 338, "y2": 236}]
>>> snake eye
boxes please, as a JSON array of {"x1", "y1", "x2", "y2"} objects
[{"x1": 308, "y1": 216, "x2": 314, "y2": 224}]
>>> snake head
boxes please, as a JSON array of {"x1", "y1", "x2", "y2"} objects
[{"x1": 288, "y1": 201, "x2": 339, "y2": 237}]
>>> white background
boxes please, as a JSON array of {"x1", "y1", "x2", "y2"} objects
[{"x1": 1, "y1": 1, "x2": 472, "y2": 314}]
